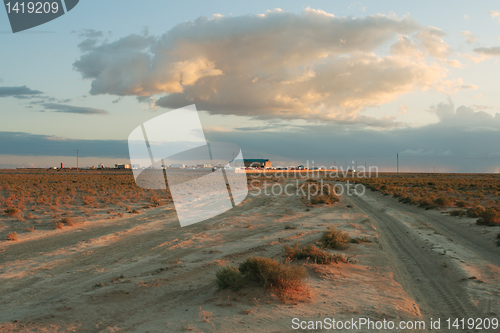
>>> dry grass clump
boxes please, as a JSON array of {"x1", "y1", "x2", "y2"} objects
[
  {"x1": 319, "y1": 227, "x2": 350, "y2": 250},
  {"x1": 476, "y1": 208, "x2": 500, "y2": 226},
  {"x1": 285, "y1": 243, "x2": 347, "y2": 264},
  {"x1": 434, "y1": 196, "x2": 453, "y2": 207},
  {"x1": 4, "y1": 207, "x2": 21, "y2": 216},
  {"x1": 54, "y1": 221, "x2": 64, "y2": 229},
  {"x1": 310, "y1": 185, "x2": 340, "y2": 205},
  {"x1": 216, "y1": 257, "x2": 308, "y2": 298},
  {"x1": 6, "y1": 232, "x2": 18, "y2": 241},
  {"x1": 455, "y1": 200, "x2": 470, "y2": 208},
  {"x1": 350, "y1": 236, "x2": 371, "y2": 244},
  {"x1": 467, "y1": 206, "x2": 485, "y2": 218},
  {"x1": 216, "y1": 265, "x2": 243, "y2": 291},
  {"x1": 61, "y1": 217, "x2": 75, "y2": 226}
]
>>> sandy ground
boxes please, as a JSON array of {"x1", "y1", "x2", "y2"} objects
[{"x1": 1, "y1": 180, "x2": 499, "y2": 332}]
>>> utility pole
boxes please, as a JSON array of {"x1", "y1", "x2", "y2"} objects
[
  {"x1": 77, "y1": 150, "x2": 79, "y2": 169},
  {"x1": 397, "y1": 153, "x2": 399, "y2": 174}
]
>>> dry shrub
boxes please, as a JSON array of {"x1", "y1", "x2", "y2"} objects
[
  {"x1": 450, "y1": 209, "x2": 466, "y2": 217},
  {"x1": 467, "y1": 206, "x2": 485, "y2": 218},
  {"x1": 4, "y1": 207, "x2": 20, "y2": 216},
  {"x1": 434, "y1": 196, "x2": 453, "y2": 207},
  {"x1": 238, "y1": 257, "x2": 307, "y2": 293},
  {"x1": 285, "y1": 243, "x2": 347, "y2": 264},
  {"x1": 6, "y1": 232, "x2": 18, "y2": 241},
  {"x1": 216, "y1": 265, "x2": 243, "y2": 291},
  {"x1": 216, "y1": 257, "x2": 308, "y2": 297},
  {"x1": 150, "y1": 196, "x2": 162, "y2": 207},
  {"x1": 319, "y1": 227, "x2": 350, "y2": 250},
  {"x1": 476, "y1": 208, "x2": 500, "y2": 226},
  {"x1": 25, "y1": 226, "x2": 34, "y2": 232},
  {"x1": 61, "y1": 217, "x2": 75, "y2": 226},
  {"x1": 309, "y1": 184, "x2": 340, "y2": 205},
  {"x1": 54, "y1": 221, "x2": 64, "y2": 229},
  {"x1": 350, "y1": 236, "x2": 371, "y2": 244}
]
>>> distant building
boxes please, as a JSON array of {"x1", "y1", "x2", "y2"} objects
[
  {"x1": 170, "y1": 164, "x2": 186, "y2": 168},
  {"x1": 244, "y1": 159, "x2": 271, "y2": 168},
  {"x1": 115, "y1": 164, "x2": 131, "y2": 169},
  {"x1": 197, "y1": 164, "x2": 212, "y2": 168}
]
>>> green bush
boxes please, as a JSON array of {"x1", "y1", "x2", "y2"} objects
[
  {"x1": 215, "y1": 265, "x2": 244, "y2": 291},
  {"x1": 285, "y1": 243, "x2": 347, "y2": 264},
  {"x1": 319, "y1": 227, "x2": 350, "y2": 250}
]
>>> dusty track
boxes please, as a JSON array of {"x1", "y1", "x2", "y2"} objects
[{"x1": 342, "y1": 183, "x2": 500, "y2": 325}]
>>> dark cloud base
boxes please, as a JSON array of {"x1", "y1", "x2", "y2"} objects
[{"x1": 0, "y1": 132, "x2": 128, "y2": 158}]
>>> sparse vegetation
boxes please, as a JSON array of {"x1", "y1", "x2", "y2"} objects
[
  {"x1": 216, "y1": 256, "x2": 307, "y2": 297},
  {"x1": 4, "y1": 207, "x2": 20, "y2": 216},
  {"x1": 331, "y1": 173, "x2": 499, "y2": 224},
  {"x1": 476, "y1": 208, "x2": 500, "y2": 226},
  {"x1": 61, "y1": 217, "x2": 75, "y2": 226},
  {"x1": 350, "y1": 236, "x2": 371, "y2": 244},
  {"x1": 6, "y1": 231, "x2": 18, "y2": 241},
  {"x1": 319, "y1": 227, "x2": 350, "y2": 250},
  {"x1": 216, "y1": 266, "x2": 244, "y2": 291},
  {"x1": 285, "y1": 243, "x2": 347, "y2": 264},
  {"x1": 0, "y1": 169, "x2": 172, "y2": 237}
]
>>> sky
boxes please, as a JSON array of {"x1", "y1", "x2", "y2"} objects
[{"x1": 1, "y1": 0, "x2": 500, "y2": 172}]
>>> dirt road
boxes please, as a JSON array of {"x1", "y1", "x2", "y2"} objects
[{"x1": 344, "y1": 184, "x2": 500, "y2": 324}]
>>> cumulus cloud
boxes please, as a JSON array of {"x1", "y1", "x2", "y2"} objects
[
  {"x1": 0, "y1": 85, "x2": 43, "y2": 98},
  {"x1": 42, "y1": 103, "x2": 109, "y2": 115},
  {"x1": 460, "y1": 31, "x2": 477, "y2": 44},
  {"x1": 488, "y1": 10, "x2": 500, "y2": 22},
  {"x1": 429, "y1": 98, "x2": 500, "y2": 131},
  {"x1": 473, "y1": 46, "x2": 500, "y2": 55},
  {"x1": 73, "y1": 8, "x2": 466, "y2": 125}
]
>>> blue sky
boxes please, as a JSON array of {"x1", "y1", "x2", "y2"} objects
[{"x1": 1, "y1": 1, "x2": 500, "y2": 171}]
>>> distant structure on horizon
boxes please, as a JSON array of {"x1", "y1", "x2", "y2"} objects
[
  {"x1": 115, "y1": 164, "x2": 131, "y2": 169},
  {"x1": 244, "y1": 159, "x2": 271, "y2": 168}
]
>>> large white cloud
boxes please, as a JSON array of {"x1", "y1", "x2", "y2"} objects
[{"x1": 73, "y1": 8, "x2": 467, "y2": 125}]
